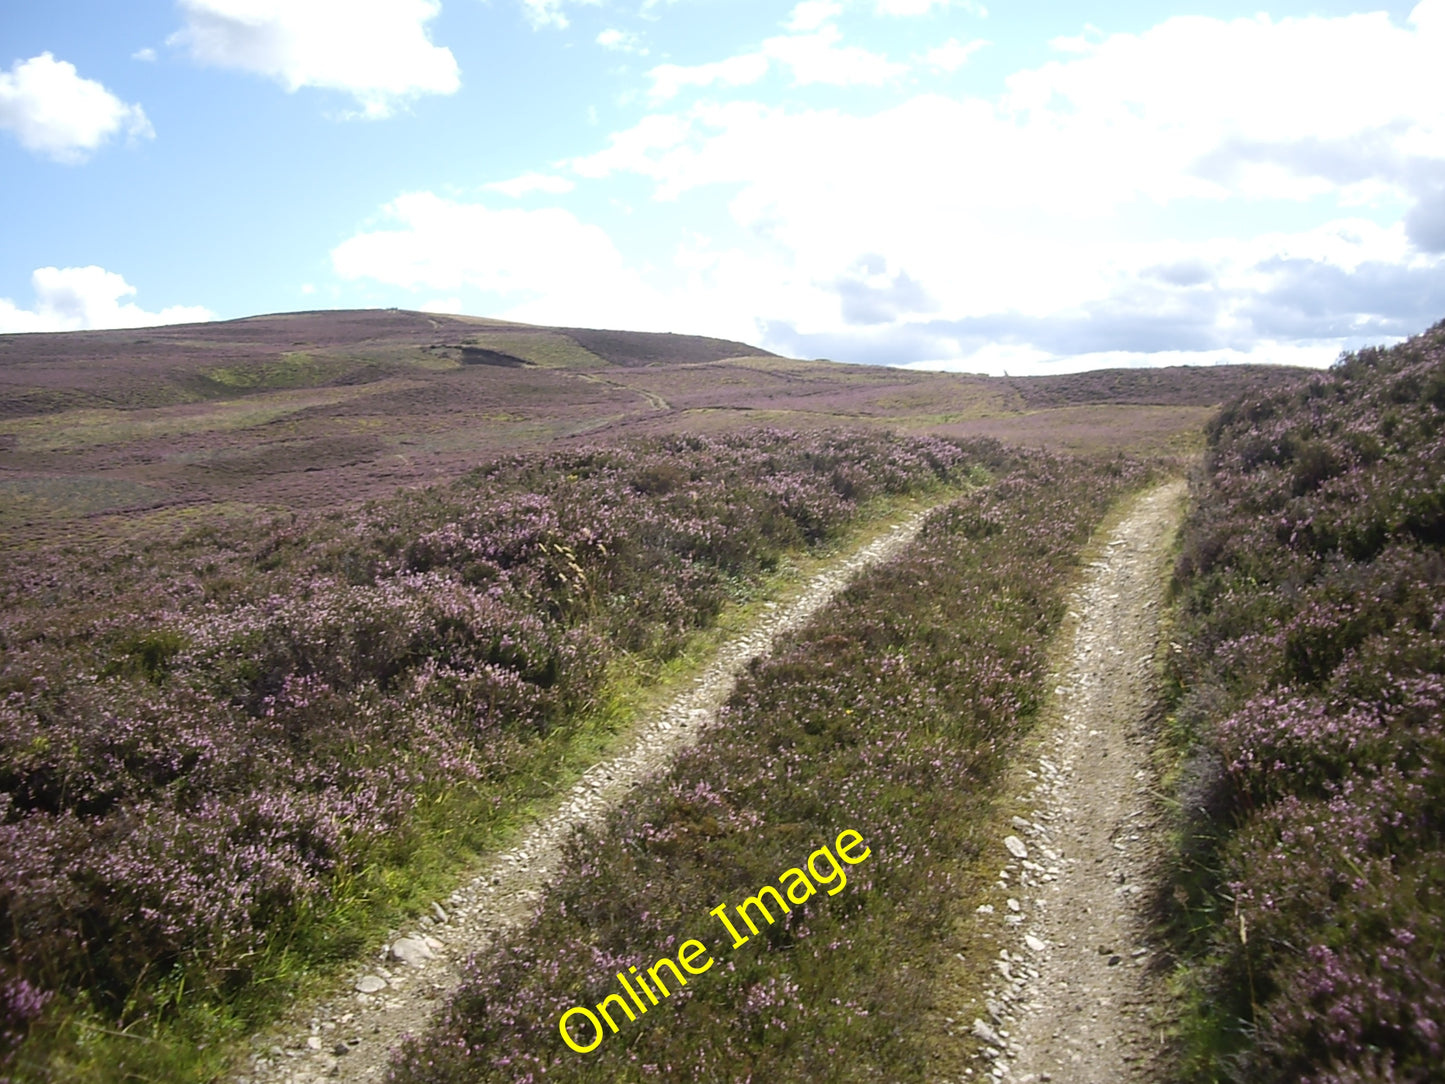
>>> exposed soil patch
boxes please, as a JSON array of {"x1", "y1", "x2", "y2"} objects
[
  {"x1": 961, "y1": 481, "x2": 1185, "y2": 1083},
  {"x1": 231, "y1": 507, "x2": 937, "y2": 1084}
]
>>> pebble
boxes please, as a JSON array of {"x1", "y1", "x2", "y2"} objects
[
  {"x1": 973, "y1": 1018, "x2": 1005, "y2": 1048},
  {"x1": 353, "y1": 975, "x2": 386, "y2": 995},
  {"x1": 1004, "y1": 835, "x2": 1029, "y2": 859},
  {"x1": 390, "y1": 937, "x2": 435, "y2": 967}
]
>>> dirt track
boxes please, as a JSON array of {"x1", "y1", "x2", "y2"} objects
[
  {"x1": 233, "y1": 507, "x2": 937, "y2": 1084},
  {"x1": 237, "y1": 482, "x2": 1185, "y2": 1083},
  {"x1": 962, "y1": 480, "x2": 1186, "y2": 1083}
]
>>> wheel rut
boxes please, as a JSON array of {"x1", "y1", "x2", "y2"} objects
[{"x1": 961, "y1": 480, "x2": 1185, "y2": 1084}]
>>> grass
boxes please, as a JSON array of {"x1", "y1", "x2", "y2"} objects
[
  {"x1": 0, "y1": 379, "x2": 426, "y2": 455},
  {"x1": 463, "y1": 332, "x2": 609, "y2": 371}
]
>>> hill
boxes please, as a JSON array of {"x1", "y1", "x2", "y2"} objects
[{"x1": 0, "y1": 309, "x2": 1304, "y2": 543}]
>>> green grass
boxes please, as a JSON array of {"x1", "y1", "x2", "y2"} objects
[{"x1": 464, "y1": 332, "x2": 609, "y2": 370}]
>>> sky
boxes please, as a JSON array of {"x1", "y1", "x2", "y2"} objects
[{"x1": 2, "y1": 1, "x2": 1443, "y2": 374}]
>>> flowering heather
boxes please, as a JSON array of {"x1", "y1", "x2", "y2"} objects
[
  {"x1": 386, "y1": 451, "x2": 1152, "y2": 1084},
  {"x1": 1166, "y1": 318, "x2": 1445, "y2": 1082},
  {"x1": 0, "y1": 428, "x2": 967, "y2": 1072}
]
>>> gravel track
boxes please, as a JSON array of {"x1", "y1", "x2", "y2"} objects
[
  {"x1": 234, "y1": 507, "x2": 937, "y2": 1084},
  {"x1": 960, "y1": 480, "x2": 1186, "y2": 1084}
]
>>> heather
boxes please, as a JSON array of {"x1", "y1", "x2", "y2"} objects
[
  {"x1": 1164, "y1": 319, "x2": 1445, "y2": 1082},
  {"x1": 386, "y1": 450, "x2": 1153, "y2": 1084},
  {"x1": 0, "y1": 427, "x2": 969, "y2": 1079}
]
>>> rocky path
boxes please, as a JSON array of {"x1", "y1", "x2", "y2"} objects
[
  {"x1": 234, "y1": 507, "x2": 938, "y2": 1084},
  {"x1": 964, "y1": 480, "x2": 1186, "y2": 1083}
]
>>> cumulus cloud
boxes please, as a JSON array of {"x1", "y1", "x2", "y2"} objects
[
  {"x1": 787, "y1": 1, "x2": 842, "y2": 32},
  {"x1": 597, "y1": 28, "x2": 646, "y2": 54},
  {"x1": 0, "y1": 53, "x2": 153, "y2": 163},
  {"x1": 521, "y1": 0, "x2": 601, "y2": 31},
  {"x1": 568, "y1": 5, "x2": 1445, "y2": 368},
  {"x1": 331, "y1": 192, "x2": 668, "y2": 328},
  {"x1": 765, "y1": 25, "x2": 906, "y2": 86},
  {"x1": 0, "y1": 266, "x2": 213, "y2": 333},
  {"x1": 648, "y1": 23, "x2": 903, "y2": 102},
  {"x1": 169, "y1": 0, "x2": 459, "y2": 118},
  {"x1": 648, "y1": 54, "x2": 770, "y2": 103},
  {"x1": 923, "y1": 37, "x2": 988, "y2": 71},
  {"x1": 484, "y1": 172, "x2": 576, "y2": 197}
]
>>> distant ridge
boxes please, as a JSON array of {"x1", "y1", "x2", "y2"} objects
[{"x1": 0, "y1": 306, "x2": 1315, "y2": 537}]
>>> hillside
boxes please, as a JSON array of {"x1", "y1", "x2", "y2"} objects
[
  {"x1": 0, "y1": 308, "x2": 1332, "y2": 1083},
  {"x1": 0, "y1": 309, "x2": 1304, "y2": 543},
  {"x1": 1164, "y1": 319, "x2": 1445, "y2": 1081}
]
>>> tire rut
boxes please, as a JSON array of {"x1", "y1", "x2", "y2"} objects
[{"x1": 961, "y1": 480, "x2": 1185, "y2": 1084}]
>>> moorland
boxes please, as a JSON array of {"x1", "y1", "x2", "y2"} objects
[
  {"x1": 10, "y1": 308, "x2": 1439, "y2": 1084},
  {"x1": 0, "y1": 309, "x2": 1294, "y2": 545}
]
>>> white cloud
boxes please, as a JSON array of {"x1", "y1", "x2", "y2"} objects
[
  {"x1": 521, "y1": 0, "x2": 601, "y2": 31},
  {"x1": 903, "y1": 341, "x2": 1339, "y2": 377},
  {"x1": 132, "y1": 47, "x2": 158, "y2": 62},
  {"x1": 563, "y1": 6, "x2": 1445, "y2": 367},
  {"x1": 787, "y1": 1, "x2": 841, "y2": 32},
  {"x1": 764, "y1": 25, "x2": 906, "y2": 86},
  {"x1": 923, "y1": 37, "x2": 988, "y2": 72},
  {"x1": 877, "y1": 0, "x2": 985, "y2": 15},
  {"x1": 485, "y1": 172, "x2": 577, "y2": 197},
  {"x1": 420, "y1": 296, "x2": 463, "y2": 314},
  {"x1": 597, "y1": 28, "x2": 646, "y2": 54},
  {"x1": 169, "y1": 0, "x2": 459, "y2": 118},
  {"x1": 649, "y1": 53, "x2": 769, "y2": 103},
  {"x1": 331, "y1": 192, "x2": 667, "y2": 327},
  {"x1": 647, "y1": 24, "x2": 903, "y2": 102},
  {"x1": 0, "y1": 266, "x2": 213, "y2": 333},
  {"x1": 0, "y1": 53, "x2": 153, "y2": 163}
]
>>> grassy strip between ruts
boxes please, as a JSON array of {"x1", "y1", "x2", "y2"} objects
[{"x1": 387, "y1": 450, "x2": 1156, "y2": 1084}]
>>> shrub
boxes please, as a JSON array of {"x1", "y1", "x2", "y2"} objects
[{"x1": 1164, "y1": 321, "x2": 1445, "y2": 1082}]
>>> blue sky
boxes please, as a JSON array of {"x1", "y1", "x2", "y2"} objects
[{"x1": 2, "y1": 0, "x2": 1442, "y2": 373}]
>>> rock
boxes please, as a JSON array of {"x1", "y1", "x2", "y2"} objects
[
  {"x1": 1011, "y1": 816, "x2": 1033, "y2": 831},
  {"x1": 1004, "y1": 835, "x2": 1029, "y2": 859},
  {"x1": 431, "y1": 902, "x2": 448, "y2": 923},
  {"x1": 423, "y1": 935, "x2": 444, "y2": 952},
  {"x1": 1007, "y1": 898, "x2": 1021, "y2": 912},
  {"x1": 972, "y1": 1018, "x2": 1005, "y2": 1048},
  {"x1": 354, "y1": 975, "x2": 386, "y2": 994},
  {"x1": 306, "y1": 1036, "x2": 322, "y2": 1051},
  {"x1": 390, "y1": 937, "x2": 435, "y2": 967},
  {"x1": 333, "y1": 1042, "x2": 351, "y2": 1056},
  {"x1": 1025, "y1": 934, "x2": 1046, "y2": 953}
]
